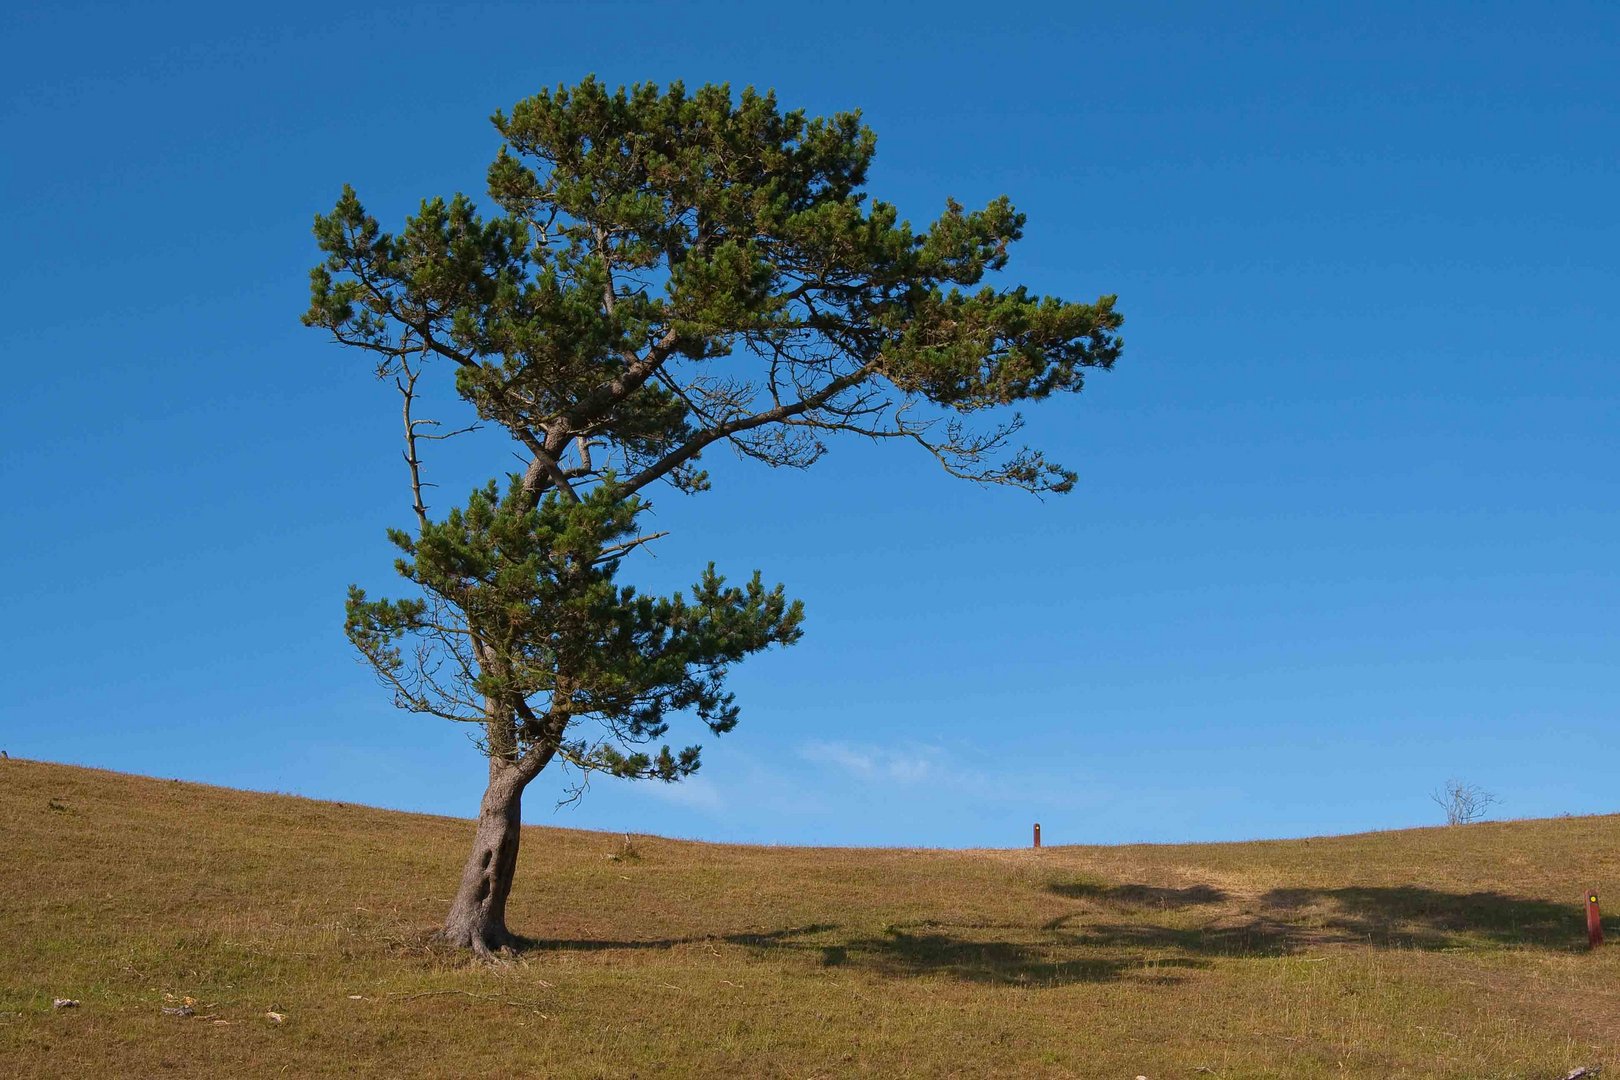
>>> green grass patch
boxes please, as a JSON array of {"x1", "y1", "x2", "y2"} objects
[{"x1": 2, "y1": 758, "x2": 1616, "y2": 1077}]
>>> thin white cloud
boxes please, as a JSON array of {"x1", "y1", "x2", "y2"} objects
[
  {"x1": 799, "y1": 739, "x2": 945, "y2": 784},
  {"x1": 799, "y1": 740, "x2": 876, "y2": 775},
  {"x1": 635, "y1": 775, "x2": 725, "y2": 812}
]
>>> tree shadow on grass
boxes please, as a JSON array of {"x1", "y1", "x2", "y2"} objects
[
  {"x1": 1048, "y1": 882, "x2": 1228, "y2": 908},
  {"x1": 1045, "y1": 881, "x2": 1608, "y2": 954},
  {"x1": 824, "y1": 926, "x2": 1210, "y2": 986},
  {"x1": 513, "y1": 924, "x2": 839, "y2": 953},
  {"x1": 1257, "y1": 886, "x2": 1597, "y2": 951},
  {"x1": 503, "y1": 883, "x2": 1603, "y2": 986},
  {"x1": 515, "y1": 921, "x2": 1206, "y2": 987},
  {"x1": 1058, "y1": 918, "x2": 1300, "y2": 957}
]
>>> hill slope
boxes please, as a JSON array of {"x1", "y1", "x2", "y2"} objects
[{"x1": 2, "y1": 758, "x2": 1617, "y2": 1078}]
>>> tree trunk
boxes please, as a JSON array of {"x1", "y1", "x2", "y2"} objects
[{"x1": 442, "y1": 764, "x2": 526, "y2": 956}]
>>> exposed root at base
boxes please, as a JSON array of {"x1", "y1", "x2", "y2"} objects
[{"x1": 436, "y1": 923, "x2": 517, "y2": 962}]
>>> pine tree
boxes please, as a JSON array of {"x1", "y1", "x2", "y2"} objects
[{"x1": 304, "y1": 78, "x2": 1122, "y2": 954}]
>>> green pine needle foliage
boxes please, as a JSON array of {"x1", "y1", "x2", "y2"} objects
[{"x1": 305, "y1": 77, "x2": 1121, "y2": 790}]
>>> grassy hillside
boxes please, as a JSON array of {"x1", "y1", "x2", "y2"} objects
[{"x1": 2, "y1": 758, "x2": 1617, "y2": 1078}]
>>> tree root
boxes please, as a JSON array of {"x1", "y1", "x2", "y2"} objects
[{"x1": 436, "y1": 924, "x2": 516, "y2": 962}]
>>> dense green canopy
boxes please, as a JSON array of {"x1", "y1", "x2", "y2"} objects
[{"x1": 305, "y1": 75, "x2": 1121, "y2": 792}]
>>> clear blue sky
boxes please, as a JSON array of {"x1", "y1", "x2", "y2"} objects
[{"x1": 3, "y1": 0, "x2": 1615, "y2": 847}]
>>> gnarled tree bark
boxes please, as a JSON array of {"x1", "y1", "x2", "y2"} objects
[{"x1": 441, "y1": 762, "x2": 527, "y2": 955}]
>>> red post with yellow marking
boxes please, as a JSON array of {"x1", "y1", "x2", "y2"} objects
[
  {"x1": 1033, "y1": 823, "x2": 1041, "y2": 849},
  {"x1": 1588, "y1": 891, "x2": 1603, "y2": 949}
]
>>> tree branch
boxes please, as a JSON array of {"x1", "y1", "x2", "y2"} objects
[
  {"x1": 396, "y1": 361, "x2": 430, "y2": 529},
  {"x1": 622, "y1": 360, "x2": 879, "y2": 493}
]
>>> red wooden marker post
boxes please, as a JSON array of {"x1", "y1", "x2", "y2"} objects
[
  {"x1": 1588, "y1": 891, "x2": 1603, "y2": 949},
  {"x1": 1033, "y1": 823, "x2": 1041, "y2": 849}
]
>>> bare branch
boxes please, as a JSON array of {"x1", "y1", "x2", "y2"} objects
[
  {"x1": 591, "y1": 531, "x2": 670, "y2": 565},
  {"x1": 623, "y1": 360, "x2": 880, "y2": 493},
  {"x1": 396, "y1": 360, "x2": 430, "y2": 529}
]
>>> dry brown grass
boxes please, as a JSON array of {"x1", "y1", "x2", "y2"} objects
[{"x1": 2, "y1": 758, "x2": 1616, "y2": 1077}]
